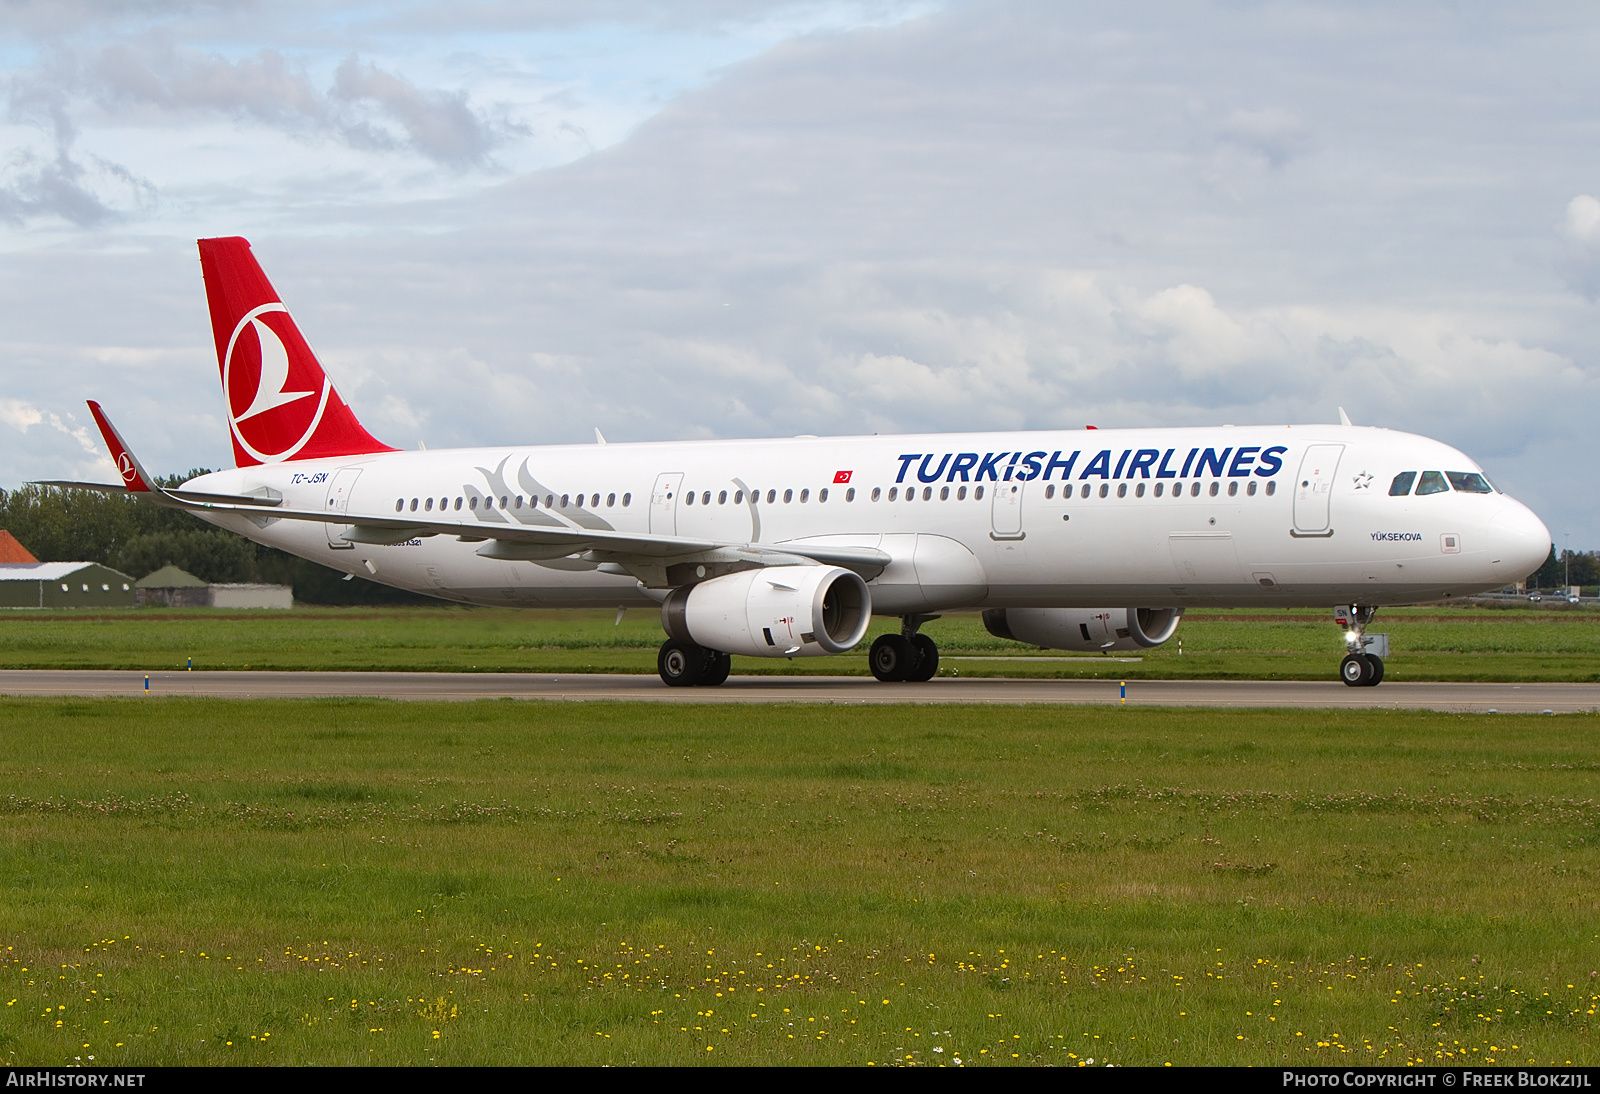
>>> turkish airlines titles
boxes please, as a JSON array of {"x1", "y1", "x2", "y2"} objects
[{"x1": 889, "y1": 444, "x2": 1290, "y2": 485}]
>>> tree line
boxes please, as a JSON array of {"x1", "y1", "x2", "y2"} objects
[{"x1": 0, "y1": 474, "x2": 427, "y2": 605}]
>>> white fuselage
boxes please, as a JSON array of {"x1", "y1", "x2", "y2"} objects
[{"x1": 184, "y1": 424, "x2": 1552, "y2": 614}]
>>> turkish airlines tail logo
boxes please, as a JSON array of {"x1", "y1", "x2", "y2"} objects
[{"x1": 198, "y1": 237, "x2": 395, "y2": 467}]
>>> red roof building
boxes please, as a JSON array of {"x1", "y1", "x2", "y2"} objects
[{"x1": 0, "y1": 531, "x2": 37, "y2": 564}]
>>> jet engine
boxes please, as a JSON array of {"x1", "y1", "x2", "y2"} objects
[
  {"x1": 981, "y1": 607, "x2": 1182, "y2": 652},
  {"x1": 661, "y1": 565, "x2": 871, "y2": 657}
]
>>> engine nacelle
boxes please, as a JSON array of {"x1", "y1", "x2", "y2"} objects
[
  {"x1": 661, "y1": 565, "x2": 871, "y2": 658},
  {"x1": 982, "y1": 607, "x2": 1182, "y2": 652}
]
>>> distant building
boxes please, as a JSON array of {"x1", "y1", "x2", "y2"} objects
[
  {"x1": 0, "y1": 530, "x2": 37, "y2": 564},
  {"x1": 134, "y1": 565, "x2": 293, "y2": 609},
  {"x1": 0, "y1": 562, "x2": 136, "y2": 608}
]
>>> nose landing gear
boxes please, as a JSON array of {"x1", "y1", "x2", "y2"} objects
[{"x1": 1335, "y1": 605, "x2": 1385, "y2": 686}]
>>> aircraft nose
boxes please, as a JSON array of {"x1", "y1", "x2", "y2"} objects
[{"x1": 1488, "y1": 499, "x2": 1553, "y2": 583}]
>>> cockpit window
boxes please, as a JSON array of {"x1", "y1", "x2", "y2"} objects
[
  {"x1": 1447, "y1": 471, "x2": 1493, "y2": 493},
  {"x1": 1415, "y1": 471, "x2": 1449, "y2": 495},
  {"x1": 1388, "y1": 471, "x2": 1416, "y2": 496}
]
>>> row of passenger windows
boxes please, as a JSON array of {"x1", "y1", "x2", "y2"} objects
[
  {"x1": 1388, "y1": 471, "x2": 1494, "y2": 496},
  {"x1": 395, "y1": 492, "x2": 632, "y2": 513},
  {"x1": 683, "y1": 480, "x2": 1278, "y2": 504},
  {"x1": 1049, "y1": 479, "x2": 1276, "y2": 499},
  {"x1": 396, "y1": 478, "x2": 1287, "y2": 515}
]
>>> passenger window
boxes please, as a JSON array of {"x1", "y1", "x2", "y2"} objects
[
  {"x1": 608, "y1": 493, "x2": 616, "y2": 507},
  {"x1": 922, "y1": 487, "x2": 931, "y2": 501},
  {"x1": 767, "y1": 490, "x2": 777, "y2": 504},
  {"x1": 701, "y1": 491, "x2": 710, "y2": 505},
  {"x1": 1098, "y1": 484, "x2": 1109, "y2": 498},
  {"x1": 1135, "y1": 483, "x2": 1145, "y2": 497},
  {"x1": 1447, "y1": 471, "x2": 1493, "y2": 493},
  {"x1": 1080, "y1": 484, "x2": 1089, "y2": 499},
  {"x1": 685, "y1": 491, "x2": 694, "y2": 506},
  {"x1": 1044, "y1": 484, "x2": 1054, "y2": 499},
  {"x1": 545, "y1": 495, "x2": 554, "y2": 509},
  {"x1": 1116, "y1": 483, "x2": 1127, "y2": 498},
  {"x1": 783, "y1": 489, "x2": 793, "y2": 503},
  {"x1": 560, "y1": 494, "x2": 569, "y2": 507},
  {"x1": 1265, "y1": 481, "x2": 1276, "y2": 496},
  {"x1": 939, "y1": 486, "x2": 949, "y2": 501},
  {"x1": 410, "y1": 498, "x2": 418, "y2": 511},
  {"x1": 974, "y1": 485, "x2": 984, "y2": 500},
  {"x1": 734, "y1": 490, "x2": 743, "y2": 504},
  {"x1": 799, "y1": 489, "x2": 809, "y2": 503},
  {"x1": 819, "y1": 488, "x2": 828, "y2": 502},
  {"x1": 1208, "y1": 482, "x2": 1219, "y2": 497},
  {"x1": 1227, "y1": 481, "x2": 1237, "y2": 497},
  {"x1": 846, "y1": 488, "x2": 855, "y2": 501},
  {"x1": 1154, "y1": 482, "x2": 1164, "y2": 497},
  {"x1": 872, "y1": 487, "x2": 881, "y2": 501},
  {"x1": 395, "y1": 499, "x2": 404, "y2": 512},
  {"x1": 1247, "y1": 481, "x2": 1256, "y2": 496},
  {"x1": 425, "y1": 498, "x2": 433, "y2": 512},
  {"x1": 1190, "y1": 483, "x2": 1201, "y2": 497},
  {"x1": 622, "y1": 493, "x2": 631, "y2": 506},
  {"x1": 717, "y1": 490, "x2": 727, "y2": 505},
  {"x1": 515, "y1": 495, "x2": 524, "y2": 509},
  {"x1": 500, "y1": 496, "x2": 509, "y2": 508},
  {"x1": 888, "y1": 487, "x2": 898, "y2": 501},
  {"x1": 1416, "y1": 471, "x2": 1449, "y2": 495},
  {"x1": 469, "y1": 497, "x2": 478, "y2": 510}
]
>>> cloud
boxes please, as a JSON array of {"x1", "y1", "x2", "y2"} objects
[
  {"x1": 0, "y1": 398, "x2": 101, "y2": 457},
  {"x1": 332, "y1": 55, "x2": 517, "y2": 167},
  {"x1": 1217, "y1": 107, "x2": 1310, "y2": 167},
  {"x1": 80, "y1": 42, "x2": 517, "y2": 168},
  {"x1": 1558, "y1": 194, "x2": 1600, "y2": 299},
  {"x1": 0, "y1": 399, "x2": 45, "y2": 432},
  {"x1": 1567, "y1": 194, "x2": 1600, "y2": 242}
]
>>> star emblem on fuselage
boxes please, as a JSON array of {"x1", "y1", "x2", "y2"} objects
[{"x1": 1352, "y1": 470, "x2": 1373, "y2": 491}]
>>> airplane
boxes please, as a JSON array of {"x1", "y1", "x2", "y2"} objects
[{"x1": 42, "y1": 237, "x2": 1553, "y2": 688}]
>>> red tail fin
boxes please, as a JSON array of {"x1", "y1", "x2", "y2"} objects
[{"x1": 198, "y1": 237, "x2": 395, "y2": 466}]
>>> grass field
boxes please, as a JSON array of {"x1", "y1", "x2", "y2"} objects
[
  {"x1": 2, "y1": 697, "x2": 1598, "y2": 1066},
  {"x1": 2, "y1": 603, "x2": 1600, "y2": 681}
]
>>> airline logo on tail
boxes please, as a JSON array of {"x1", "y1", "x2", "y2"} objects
[{"x1": 199, "y1": 237, "x2": 395, "y2": 467}]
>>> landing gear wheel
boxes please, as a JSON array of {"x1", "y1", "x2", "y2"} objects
[
  {"x1": 1364, "y1": 655, "x2": 1383, "y2": 686},
  {"x1": 869, "y1": 634, "x2": 915, "y2": 682},
  {"x1": 907, "y1": 634, "x2": 939, "y2": 682},
  {"x1": 658, "y1": 639, "x2": 707, "y2": 687},
  {"x1": 699, "y1": 650, "x2": 731, "y2": 687},
  {"x1": 1340, "y1": 653, "x2": 1373, "y2": 687}
]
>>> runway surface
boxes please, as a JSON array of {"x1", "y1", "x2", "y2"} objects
[{"x1": 2, "y1": 669, "x2": 1598, "y2": 711}]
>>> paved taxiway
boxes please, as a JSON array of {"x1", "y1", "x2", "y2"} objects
[{"x1": 2, "y1": 670, "x2": 1598, "y2": 711}]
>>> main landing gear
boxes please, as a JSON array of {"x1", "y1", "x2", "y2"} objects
[
  {"x1": 1335, "y1": 604, "x2": 1384, "y2": 687},
  {"x1": 657, "y1": 639, "x2": 731, "y2": 687},
  {"x1": 869, "y1": 615, "x2": 940, "y2": 683}
]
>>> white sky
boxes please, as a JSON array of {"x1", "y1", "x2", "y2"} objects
[{"x1": 2, "y1": 0, "x2": 1598, "y2": 547}]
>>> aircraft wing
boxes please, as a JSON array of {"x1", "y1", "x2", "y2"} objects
[
  {"x1": 46, "y1": 400, "x2": 889, "y2": 583},
  {"x1": 170, "y1": 495, "x2": 891, "y2": 578},
  {"x1": 32, "y1": 481, "x2": 285, "y2": 508}
]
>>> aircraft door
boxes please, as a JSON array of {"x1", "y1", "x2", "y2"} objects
[
  {"x1": 650, "y1": 472, "x2": 684, "y2": 536},
  {"x1": 324, "y1": 467, "x2": 362, "y2": 548},
  {"x1": 990, "y1": 481, "x2": 1026, "y2": 540},
  {"x1": 1292, "y1": 444, "x2": 1343, "y2": 536}
]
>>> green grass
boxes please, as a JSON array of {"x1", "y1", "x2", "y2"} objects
[
  {"x1": 3, "y1": 604, "x2": 1600, "y2": 681},
  {"x1": 2, "y1": 698, "x2": 1599, "y2": 1065}
]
